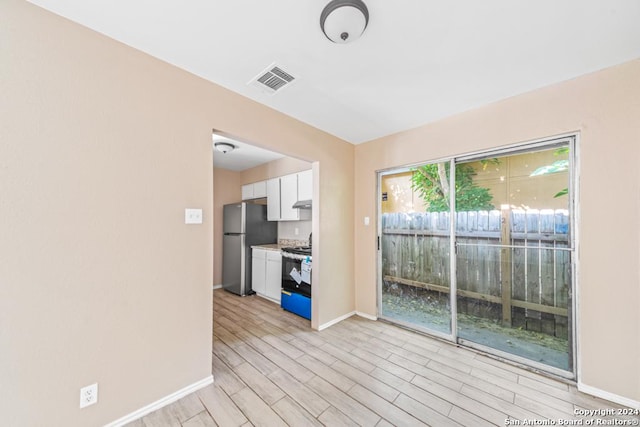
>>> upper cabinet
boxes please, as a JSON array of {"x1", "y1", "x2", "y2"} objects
[
  {"x1": 241, "y1": 181, "x2": 267, "y2": 200},
  {"x1": 253, "y1": 181, "x2": 267, "y2": 198},
  {"x1": 279, "y1": 173, "x2": 299, "y2": 221},
  {"x1": 266, "y1": 178, "x2": 280, "y2": 221},
  {"x1": 297, "y1": 169, "x2": 312, "y2": 201},
  {"x1": 241, "y1": 184, "x2": 252, "y2": 200},
  {"x1": 266, "y1": 169, "x2": 312, "y2": 221}
]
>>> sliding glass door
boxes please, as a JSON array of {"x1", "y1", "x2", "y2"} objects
[
  {"x1": 454, "y1": 142, "x2": 574, "y2": 374},
  {"x1": 378, "y1": 137, "x2": 575, "y2": 376},
  {"x1": 379, "y1": 162, "x2": 453, "y2": 338}
]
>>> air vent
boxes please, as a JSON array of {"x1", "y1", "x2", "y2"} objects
[{"x1": 248, "y1": 63, "x2": 297, "y2": 94}]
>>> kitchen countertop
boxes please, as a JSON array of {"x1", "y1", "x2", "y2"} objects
[
  {"x1": 252, "y1": 239, "x2": 309, "y2": 252},
  {"x1": 251, "y1": 244, "x2": 284, "y2": 252}
]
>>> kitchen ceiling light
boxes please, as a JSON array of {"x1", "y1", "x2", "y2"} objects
[
  {"x1": 320, "y1": 0, "x2": 369, "y2": 44},
  {"x1": 214, "y1": 142, "x2": 236, "y2": 154}
]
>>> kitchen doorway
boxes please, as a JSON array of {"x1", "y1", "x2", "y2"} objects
[{"x1": 377, "y1": 136, "x2": 577, "y2": 377}]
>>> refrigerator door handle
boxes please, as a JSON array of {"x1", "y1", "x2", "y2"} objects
[{"x1": 241, "y1": 202, "x2": 246, "y2": 234}]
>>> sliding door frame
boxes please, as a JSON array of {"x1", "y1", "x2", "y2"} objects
[
  {"x1": 376, "y1": 133, "x2": 579, "y2": 379},
  {"x1": 453, "y1": 134, "x2": 578, "y2": 379}
]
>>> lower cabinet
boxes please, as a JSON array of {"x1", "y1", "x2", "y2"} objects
[
  {"x1": 251, "y1": 249, "x2": 266, "y2": 295},
  {"x1": 265, "y1": 251, "x2": 282, "y2": 302},
  {"x1": 252, "y1": 248, "x2": 282, "y2": 303}
]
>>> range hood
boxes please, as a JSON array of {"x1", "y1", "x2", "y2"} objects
[{"x1": 292, "y1": 199, "x2": 312, "y2": 209}]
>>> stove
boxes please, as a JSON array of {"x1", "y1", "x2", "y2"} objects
[
  {"x1": 281, "y1": 245, "x2": 312, "y2": 318},
  {"x1": 281, "y1": 245, "x2": 312, "y2": 257}
]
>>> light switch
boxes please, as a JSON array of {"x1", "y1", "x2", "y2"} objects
[
  {"x1": 185, "y1": 208, "x2": 203, "y2": 224},
  {"x1": 364, "y1": 216, "x2": 370, "y2": 226}
]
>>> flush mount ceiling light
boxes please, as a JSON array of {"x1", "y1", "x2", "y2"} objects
[
  {"x1": 214, "y1": 142, "x2": 236, "y2": 154},
  {"x1": 320, "y1": 0, "x2": 369, "y2": 44}
]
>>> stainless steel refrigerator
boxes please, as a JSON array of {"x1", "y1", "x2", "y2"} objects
[{"x1": 222, "y1": 202, "x2": 277, "y2": 296}]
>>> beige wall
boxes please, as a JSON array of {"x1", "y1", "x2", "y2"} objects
[
  {"x1": 240, "y1": 156, "x2": 312, "y2": 184},
  {"x1": 1, "y1": 1, "x2": 354, "y2": 425},
  {"x1": 355, "y1": 60, "x2": 640, "y2": 402},
  {"x1": 213, "y1": 168, "x2": 242, "y2": 285}
]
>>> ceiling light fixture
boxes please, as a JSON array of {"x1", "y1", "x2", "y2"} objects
[
  {"x1": 320, "y1": 0, "x2": 369, "y2": 44},
  {"x1": 214, "y1": 142, "x2": 236, "y2": 154}
]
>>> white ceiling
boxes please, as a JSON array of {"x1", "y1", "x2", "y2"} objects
[
  {"x1": 212, "y1": 134, "x2": 285, "y2": 171},
  {"x1": 29, "y1": 0, "x2": 640, "y2": 147}
]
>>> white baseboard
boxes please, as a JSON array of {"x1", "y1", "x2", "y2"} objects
[
  {"x1": 212, "y1": 284, "x2": 223, "y2": 290},
  {"x1": 318, "y1": 311, "x2": 355, "y2": 331},
  {"x1": 577, "y1": 381, "x2": 640, "y2": 409},
  {"x1": 105, "y1": 375, "x2": 214, "y2": 427},
  {"x1": 255, "y1": 293, "x2": 280, "y2": 305},
  {"x1": 355, "y1": 311, "x2": 377, "y2": 321}
]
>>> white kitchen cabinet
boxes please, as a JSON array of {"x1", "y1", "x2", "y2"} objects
[
  {"x1": 266, "y1": 178, "x2": 280, "y2": 221},
  {"x1": 251, "y1": 248, "x2": 266, "y2": 295},
  {"x1": 266, "y1": 172, "x2": 311, "y2": 221},
  {"x1": 280, "y1": 173, "x2": 299, "y2": 221},
  {"x1": 242, "y1": 181, "x2": 267, "y2": 200},
  {"x1": 252, "y1": 248, "x2": 281, "y2": 303},
  {"x1": 297, "y1": 169, "x2": 312, "y2": 201},
  {"x1": 241, "y1": 184, "x2": 253, "y2": 200},
  {"x1": 265, "y1": 251, "x2": 282, "y2": 302},
  {"x1": 253, "y1": 180, "x2": 267, "y2": 198}
]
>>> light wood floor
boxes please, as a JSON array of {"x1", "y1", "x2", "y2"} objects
[{"x1": 126, "y1": 289, "x2": 635, "y2": 426}]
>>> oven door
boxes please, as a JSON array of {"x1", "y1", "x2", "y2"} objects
[{"x1": 281, "y1": 255, "x2": 311, "y2": 297}]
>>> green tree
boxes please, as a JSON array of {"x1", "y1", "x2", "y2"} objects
[{"x1": 411, "y1": 163, "x2": 495, "y2": 212}]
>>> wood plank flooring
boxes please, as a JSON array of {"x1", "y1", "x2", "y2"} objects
[{"x1": 126, "y1": 289, "x2": 636, "y2": 426}]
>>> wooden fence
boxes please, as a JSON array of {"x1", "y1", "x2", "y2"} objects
[{"x1": 381, "y1": 208, "x2": 571, "y2": 337}]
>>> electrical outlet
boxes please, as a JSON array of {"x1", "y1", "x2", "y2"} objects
[
  {"x1": 79, "y1": 383, "x2": 98, "y2": 408},
  {"x1": 294, "y1": 227, "x2": 299, "y2": 235}
]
